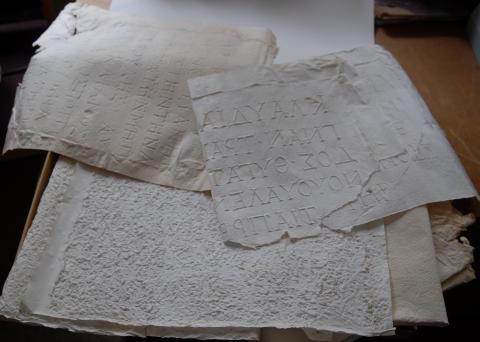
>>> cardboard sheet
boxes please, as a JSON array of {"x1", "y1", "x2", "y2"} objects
[
  {"x1": 3, "y1": 3, "x2": 277, "y2": 191},
  {"x1": 111, "y1": 0, "x2": 374, "y2": 64},
  {"x1": 1, "y1": 158, "x2": 393, "y2": 337},
  {"x1": 188, "y1": 45, "x2": 477, "y2": 247}
]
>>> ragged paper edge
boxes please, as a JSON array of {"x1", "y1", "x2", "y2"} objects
[{"x1": 314, "y1": 46, "x2": 478, "y2": 233}]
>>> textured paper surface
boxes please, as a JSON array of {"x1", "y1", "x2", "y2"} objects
[
  {"x1": 3, "y1": 3, "x2": 277, "y2": 191},
  {"x1": 0, "y1": 161, "x2": 147, "y2": 337},
  {"x1": 2, "y1": 158, "x2": 393, "y2": 337},
  {"x1": 188, "y1": 45, "x2": 478, "y2": 247},
  {"x1": 0, "y1": 159, "x2": 259, "y2": 340},
  {"x1": 111, "y1": 0, "x2": 374, "y2": 64},
  {"x1": 384, "y1": 207, "x2": 447, "y2": 325}
]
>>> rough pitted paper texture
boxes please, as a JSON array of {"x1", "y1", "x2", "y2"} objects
[
  {"x1": 0, "y1": 161, "x2": 146, "y2": 337},
  {"x1": 3, "y1": 2, "x2": 277, "y2": 191},
  {"x1": 428, "y1": 202, "x2": 476, "y2": 284},
  {"x1": 2, "y1": 158, "x2": 393, "y2": 337},
  {"x1": 0, "y1": 159, "x2": 259, "y2": 340},
  {"x1": 188, "y1": 45, "x2": 477, "y2": 247},
  {"x1": 384, "y1": 207, "x2": 447, "y2": 325}
]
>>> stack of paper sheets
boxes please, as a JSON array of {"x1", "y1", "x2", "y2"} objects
[{"x1": 1, "y1": 2, "x2": 477, "y2": 340}]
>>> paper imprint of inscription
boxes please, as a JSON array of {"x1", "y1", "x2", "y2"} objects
[
  {"x1": 189, "y1": 45, "x2": 477, "y2": 248},
  {"x1": 3, "y1": 3, "x2": 278, "y2": 191}
]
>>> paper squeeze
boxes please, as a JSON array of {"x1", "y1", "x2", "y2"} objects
[
  {"x1": 188, "y1": 45, "x2": 478, "y2": 248},
  {"x1": 1, "y1": 158, "x2": 393, "y2": 337},
  {"x1": 3, "y1": 2, "x2": 277, "y2": 191}
]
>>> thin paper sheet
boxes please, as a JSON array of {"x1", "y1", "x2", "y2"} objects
[
  {"x1": 3, "y1": 3, "x2": 277, "y2": 191},
  {"x1": 188, "y1": 45, "x2": 478, "y2": 247},
  {"x1": 1, "y1": 158, "x2": 393, "y2": 337}
]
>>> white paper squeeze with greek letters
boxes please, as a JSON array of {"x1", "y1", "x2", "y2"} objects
[
  {"x1": 3, "y1": 3, "x2": 277, "y2": 191},
  {"x1": 189, "y1": 45, "x2": 477, "y2": 247}
]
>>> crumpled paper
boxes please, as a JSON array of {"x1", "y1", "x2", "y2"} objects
[
  {"x1": 0, "y1": 158, "x2": 393, "y2": 338},
  {"x1": 188, "y1": 44, "x2": 477, "y2": 248},
  {"x1": 3, "y1": 2, "x2": 277, "y2": 191},
  {"x1": 428, "y1": 202, "x2": 476, "y2": 284}
]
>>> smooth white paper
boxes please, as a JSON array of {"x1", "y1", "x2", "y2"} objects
[
  {"x1": 189, "y1": 45, "x2": 478, "y2": 247},
  {"x1": 3, "y1": 3, "x2": 277, "y2": 191},
  {"x1": 1, "y1": 158, "x2": 393, "y2": 337},
  {"x1": 111, "y1": 0, "x2": 374, "y2": 63}
]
